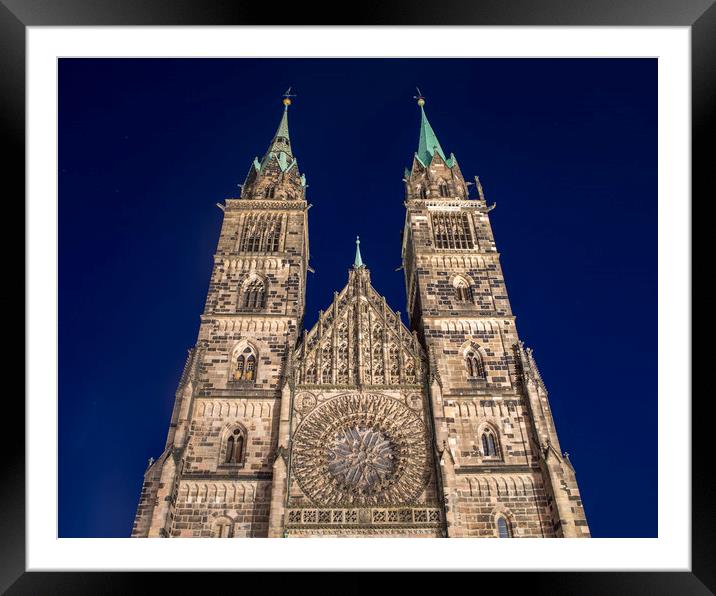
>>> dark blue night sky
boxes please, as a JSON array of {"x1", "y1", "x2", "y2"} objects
[{"x1": 58, "y1": 58, "x2": 656, "y2": 538}]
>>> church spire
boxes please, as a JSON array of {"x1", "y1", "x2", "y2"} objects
[
  {"x1": 353, "y1": 235, "x2": 364, "y2": 268},
  {"x1": 263, "y1": 88, "x2": 294, "y2": 161},
  {"x1": 415, "y1": 92, "x2": 447, "y2": 165},
  {"x1": 405, "y1": 90, "x2": 464, "y2": 200},
  {"x1": 240, "y1": 88, "x2": 306, "y2": 200}
]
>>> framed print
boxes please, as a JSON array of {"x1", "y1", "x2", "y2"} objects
[{"x1": 5, "y1": 0, "x2": 709, "y2": 592}]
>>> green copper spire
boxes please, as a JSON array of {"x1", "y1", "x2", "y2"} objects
[
  {"x1": 265, "y1": 100, "x2": 293, "y2": 159},
  {"x1": 353, "y1": 235, "x2": 364, "y2": 268},
  {"x1": 416, "y1": 95, "x2": 447, "y2": 166},
  {"x1": 253, "y1": 89, "x2": 304, "y2": 181}
]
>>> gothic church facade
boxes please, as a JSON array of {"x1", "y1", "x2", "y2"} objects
[{"x1": 132, "y1": 94, "x2": 590, "y2": 538}]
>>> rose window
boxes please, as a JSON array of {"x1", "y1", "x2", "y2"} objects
[{"x1": 291, "y1": 393, "x2": 429, "y2": 506}]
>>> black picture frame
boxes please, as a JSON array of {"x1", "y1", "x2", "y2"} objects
[{"x1": 4, "y1": 0, "x2": 707, "y2": 592}]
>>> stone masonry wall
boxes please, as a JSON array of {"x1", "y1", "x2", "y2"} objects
[
  {"x1": 452, "y1": 472, "x2": 554, "y2": 537},
  {"x1": 403, "y1": 192, "x2": 589, "y2": 538},
  {"x1": 133, "y1": 198, "x2": 308, "y2": 538},
  {"x1": 441, "y1": 397, "x2": 538, "y2": 468},
  {"x1": 182, "y1": 398, "x2": 279, "y2": 475},
  {"x1": 197, "y1": 320, "x2": 292, "y2": 392},
  {"x1": 170, "y1": 480, "x2": 272, "y2": 537}
]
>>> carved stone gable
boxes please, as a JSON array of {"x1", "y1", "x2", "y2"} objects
[{"x1": 294, "y1": 267, "x2": 426, "y2": 388}]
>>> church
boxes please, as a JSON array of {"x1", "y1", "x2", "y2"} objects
[{"x1": 131, "y1": 92, "x2": 590, "y2": 538}]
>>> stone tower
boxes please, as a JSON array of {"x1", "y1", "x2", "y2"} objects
[
  {"x1": 132, "y1": 95, "x2": 309, "y2": 537},
  {"x1": 132, "y1": 93, "x2": 589, "y2": 538},
  {"x1": 400, "y1": 94, "x2": 589, "y2": 537}
]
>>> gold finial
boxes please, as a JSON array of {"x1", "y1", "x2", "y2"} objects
[
  {"x1": 414, "y1": 87, "x2": 425, "y2": 107},
  {"x1": 282, "y1": 86, "x2": 296, "y2": 107}
]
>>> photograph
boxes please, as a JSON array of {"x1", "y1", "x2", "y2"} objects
[
  {"x1": 57, "y1": 58, "x2": 657, "y2": 540},
  {"x1": 6, "y1": 9, "x2": 704, "y2": 587}
]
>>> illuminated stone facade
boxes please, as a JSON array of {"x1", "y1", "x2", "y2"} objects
[{"x1": 132, "y1": 97, "x2": 589, "y2": 538}]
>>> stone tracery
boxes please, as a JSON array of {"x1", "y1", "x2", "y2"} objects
[
  {"x1": 292, "y1": 393, "x2": 430, "y2": 507},
  {"x1": 294, "y1": 267, "x2": 425, "y2": 387}
]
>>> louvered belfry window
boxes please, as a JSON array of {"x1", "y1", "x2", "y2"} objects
[
  {"x1": 239, "y1": 214, "x2": 283, "y2": 253},
  {"x1": 432, "y1": 212, "x2": 474, "y2": 249}
]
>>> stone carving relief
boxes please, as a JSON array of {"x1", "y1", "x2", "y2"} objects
[
  {"x1": 292, "y1": 393, "x2": 430, "y2": 507},
  {"x1": 294, "y1": 392, "x2": 317, "y2": 413},
  {"x1": 293, "y1": 270, "x2": 425, "y2": 387}
]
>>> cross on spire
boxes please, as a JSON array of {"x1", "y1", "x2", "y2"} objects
[
  {"x1": 282, "y1": 86, "x2": 296, "y2": 108},
  {"x1": 413, "y1": 87, "x2": 425, "y2": 107}
]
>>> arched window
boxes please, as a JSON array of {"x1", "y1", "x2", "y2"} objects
[
  {"x1": 239, "y1": 214, "x2": 283, "y2": 253},
  {"x1": 233, "y1": 346, "x2": 258, "y2": 382},
  {"x1": 453, "y1": 277, "x2": 473, "y2": 303},
  {"x1": 496, "y1": 516, "x2": 512, "y2": 538},
  {"x1": 481, "y1": 428, "x2": 499, "y2": 457},
  {"x1": 212, "y1": 518, "x2": 233, "y2": 538},
  {"x1": 431, "y1": 212, "x2": 474, "y2": 249},
  {"x1": 266, "y1": 219, "x2": 281, "y2": 252},
  {"x1": 465, "y1": 349, "x2": 485, "y2": 379},
  {"x1": 264, "y1": 185, "x2": 276, "y2": 199},
  {"x1": 306, "y1": 365, "x2": 317, "y2": 384},
  {"x1": 225, "y1": 428, "x2": 245, "y2": 464},
  {"x1": 321, "y1": 367, "x2": 331, "y2": 384},
  {"x1": 438, "y1": 181, "x2": 449, "y2": 198},
  {"x1": 242, "y1": 278, "x2": 266, "y2": 310},
  {"x1": 245, "y1": 354, "x2": 256, "y2": 380},
  {"x1": 337, "y1": 365, "x2": 348, "y2": 384},
  {"x1": 419, "y1": 186, "x2": 427, "y2": 200},
  {"x1": 246, "y1": 230, "x2": 261, "y2": 252}
]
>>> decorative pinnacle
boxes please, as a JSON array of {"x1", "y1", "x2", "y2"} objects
[
  {"x1": 354, "y1": 235, "x2": 364, "y2": 268},
  {"x1": 414, "y1": 87, "x2": 425, "y2": 107},
  {"x1": 282, "y1": 86, "x2": 296, "y2": 108}
]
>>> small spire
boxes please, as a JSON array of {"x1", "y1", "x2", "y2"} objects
[
  {"x1": 353, "y1": 235, "x2": 364, "y2": 268},
  {"x1": 414, "y1": 89, "x2": 447, "y2": 165}
]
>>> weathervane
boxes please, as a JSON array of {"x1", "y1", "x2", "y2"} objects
[
  {"x1": 282, "y1": 86, "x2": 296, "y2": 107},
  {"x1": 413, "y1": 87, "x2": 425, "y2": 106}
]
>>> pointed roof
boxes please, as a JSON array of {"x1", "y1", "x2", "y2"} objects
[
  {"x1": 353, "y1": 236, "x2": 364, "y2": 268},
  {"x1": 261, "y1": 102, "x2": 293, "y2": 164},
  {"x1": 294, "y1": 264, "x2": 426, "y2": 387},
  {"x1": 247, "y1": 97, "x2": 305, "y2": 184},
  {"x1": 416, "y1": 102, "x2": 447, "y2": 165},
  {"x1": 266, "y1": 104, "x2": 293, "y2": 159}
]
